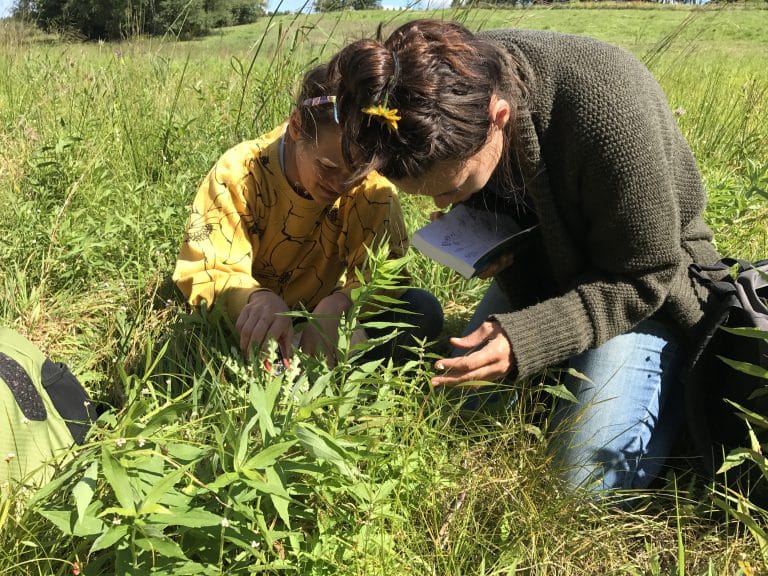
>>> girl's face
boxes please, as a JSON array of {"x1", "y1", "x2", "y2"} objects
[
  {"x1": 391, "y1": 122, "x2": 505, "y2": 210},
  {"x1": 294, "y1": 126, "x2": 355, "y2": 206}
]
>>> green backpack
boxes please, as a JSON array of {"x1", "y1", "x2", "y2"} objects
[{"x1": 0, "y1": 327, "x2": 93, "y2": 486}]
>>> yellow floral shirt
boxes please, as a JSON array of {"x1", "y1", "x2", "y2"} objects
[{"x1": 173, "y1": 124, "x2": 408, "y2": 322}]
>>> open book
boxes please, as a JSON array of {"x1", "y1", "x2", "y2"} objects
[{"x1": 411, "y1": 204, "x2": 537, "y2": 279}]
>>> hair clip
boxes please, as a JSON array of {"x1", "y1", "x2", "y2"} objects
[
  {"x1": 362, "y1": 104, "x2": 401, "y2": 133},
  {"x1": 301, "y1": 95, "x2": 339, "y2": 124}
]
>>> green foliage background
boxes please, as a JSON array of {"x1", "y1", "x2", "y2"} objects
[
  {"x1": 12, "y1": 0, "x2": 267, "y2": 39},
  {"x1": 0, "y1": 5, "x2": 767, "y2": 575}
]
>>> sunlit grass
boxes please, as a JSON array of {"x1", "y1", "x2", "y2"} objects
[{"x1": 1, "y1": 5, "x2": 767, "y2": 574}]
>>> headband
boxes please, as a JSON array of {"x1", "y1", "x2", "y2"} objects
[{"x1": 301, "y1": 95, "x2": 339, "y2": 124}]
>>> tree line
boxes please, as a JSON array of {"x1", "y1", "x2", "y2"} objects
[
  {"x1": 11, "y1": 0, "x2": 267, "y2": 39},
  {"x1": 10, "y1": 0, "x2": 383, "y2": 40}
]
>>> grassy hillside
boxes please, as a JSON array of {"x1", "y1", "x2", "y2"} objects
[{"x1": 1, "y1": 6, "x2": 767, "y2": 574}]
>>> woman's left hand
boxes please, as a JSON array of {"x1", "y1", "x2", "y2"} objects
[
  {"x1": 432, "y1": 321, "x2": 516, "y2": 387},
  {"x1": 476, "y1": 252, "x2": 515, "y2": 280}
]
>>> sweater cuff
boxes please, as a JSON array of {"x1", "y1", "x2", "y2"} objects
[{"x1": 491, "y1": 292, "x2": 594, "y2": 380}]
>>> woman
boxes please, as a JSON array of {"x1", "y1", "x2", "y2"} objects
[
  {"x1": 173, "y1": 64, "x2": 443, "y2": 367},
  {"x1": 329, "y1": 20, "x2": 719, "y2": 494}
]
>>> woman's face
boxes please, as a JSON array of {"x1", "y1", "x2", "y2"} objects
[
  {"x1": 295, "y1": 126, "x2": 355, "y2": 206},
  {"x1": 391, "y1": 120, "x2": 505, "y2": 210}
]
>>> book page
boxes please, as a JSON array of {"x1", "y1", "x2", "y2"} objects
[{"x1": 413, "y1": 205, "x2": 521, "y2": 271}]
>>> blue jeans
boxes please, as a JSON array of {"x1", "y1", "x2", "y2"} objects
[{"x1": 458, "y1": 280, "x2": 684, "y2": 494}]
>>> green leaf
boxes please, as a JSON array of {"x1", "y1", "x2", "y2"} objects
[
  {"x1": 133, "y1": 402, "x2": 193, "y2": 438},
  {"x1": 162, "y1": 443, "x2": 208, "y2": 462},
  {"x1": 140, "y1": 462, "x2": 193, "y2": 512},
  {"x1": 72, "y1": 460, "x2": 98, "y2": 524},
  {"x1": 265, "y1": 467, "x2": 291, "y2": 529},
  {"x1": 293, "y1": 423, "x2": 355, "y2": 477},
  {"x1": 101, "y1": 447, "x2": 136, "y2": 514},
  {"x1": 146, "y1": 508, "x2": 222, "y2": 528},
  {"x1": 37, "y1": 508, "x2": 104, "y2": 537},
  {"x1": 90, "y1": 524, "x2": 129, "y2": 553},
  {"x1": 243, "y1": 440, "x2": 297, "y2": 471},
  {"x1": 721, "y1": 326, "x2": 768, "y2": 340},
  {"x1": 235, "y1": 413, "x2": 260, "y2": 471},
  {"x1": 28, "y1": 461, "x2": 82, "y2": 508},
  {"x1": 718, "y1": 356, "x2": 768, "y2": 380},
  {"x1": 139, "y1": 502, "x2": 171, "y2": 515},
  {"x1": 249, "y1": 383, "x2": 277, "y2": 440},
  {"x1": 541, "y1": 384, "x2": 579, "y2": 404},
  {"x1": 450, "y1": 380, "x2": 497, "y2": 390},
  {"x1": 206, "y1": 472, "x2": 241, "y2": 492},
  {"x1": 293, "y1": 424, "x2": 349, "y2": 464},
  {"x1": 566, "y1": 367, "x2": 592, "y2": 383},
  {"x1": 100, "y1": 506, "x2": 138, "y2": 518},
  {"x1": 134, "y1": 536, "x2": 189, "y2": 560}
]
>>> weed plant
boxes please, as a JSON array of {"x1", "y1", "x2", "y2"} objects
[{"x1": 1, "y1": 6, "x2": 767, "y2": 574}]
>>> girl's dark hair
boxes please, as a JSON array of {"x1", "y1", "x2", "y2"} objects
[
  {"x1": 329, "y1": 19, "x2": 527, "y2": 184},
  {"x1": 295, "y1": 63, "x2": 339, "y2": 141}
]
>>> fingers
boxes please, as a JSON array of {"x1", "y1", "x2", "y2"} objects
[
  {"x1": 448, "y1": 321, "x2": 495, "y2": 351},
  {"x1": 476, "y1": 253, "x2": 515, "y2": 280},
  {"x1": 239, "y1": 313, "x2": 292, "y2": 356},
  {"x1": 429, "y1": 210, "x2": 445, "y2": 222},
  {"x1": 433, "y1": 322, "x2": 514, "y2": 387},
  {"x1": 236, "y1": 291, "x2": 292, "y2": 356}
]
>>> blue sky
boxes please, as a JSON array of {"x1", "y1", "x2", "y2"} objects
[{"x1": 0, "y1": 0, "x2": 445, "y2": 18}]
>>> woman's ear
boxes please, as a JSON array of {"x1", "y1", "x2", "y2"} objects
[{"x1": 489, "y1": 97, "x2": 511, "y2": 130}]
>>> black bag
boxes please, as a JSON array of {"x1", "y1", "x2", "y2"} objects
[{"x1": 684, "y1": 258, "x2": 768, "y2": 497}]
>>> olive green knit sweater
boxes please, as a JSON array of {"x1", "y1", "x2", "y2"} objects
[{"x1": 478, "y1": 29, "x2": 720, "y2": 380}]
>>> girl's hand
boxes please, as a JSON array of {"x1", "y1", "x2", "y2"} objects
[
  {"x1": 236, "y1": 290, "x2": 293, "y2": 357},
  {"x1": 431, "y1": 321, "x2": 516, "y2": 386},
  {"x1": 429, "y1": 210, "x2": 445, "y2": 222},
  {"x1": 300, "y1": 292, "x2": 353, "y2": 366}
]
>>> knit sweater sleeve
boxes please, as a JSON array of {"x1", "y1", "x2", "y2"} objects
[
  {"x1": 172, "y1": 141, "x2": 265, "y2": 323},
  {"x1": 494, "y1": 43, "x2": 686, "y2": 379}
]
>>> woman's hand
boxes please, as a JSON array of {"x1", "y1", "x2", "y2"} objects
[
  {"x1": 300, "y1": 292, "x2": 353, "y2": 366},
  {"x1": 236, "y1": 290, "x2": 293, "y2": 357},
  {"x1": 431, "y1": 320, "x2": 516, "y2": 387},
  {"x1": 476, "y1": 252, "x2": 515, "y2": 280}
]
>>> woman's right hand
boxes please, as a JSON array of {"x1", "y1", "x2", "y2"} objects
[{"x1": 235, "y1": 290, "x2": 293, "y2": 357}]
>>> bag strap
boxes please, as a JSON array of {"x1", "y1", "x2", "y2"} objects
[{"x1": 690, "y1": 258, "x2": 768, "y2": 296}]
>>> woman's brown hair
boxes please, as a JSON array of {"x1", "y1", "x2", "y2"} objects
[{"x1": 329, "y1": 19, "x2": 526, "y2": 186}]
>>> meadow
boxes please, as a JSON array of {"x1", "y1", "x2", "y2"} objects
[{"x1": 1, "y1": 4, "x2": 768, "y2": 574}]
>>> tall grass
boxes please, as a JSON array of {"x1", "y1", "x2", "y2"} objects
[{"x1": 1, "y1": 6, "x2": 767, "y2": 574}]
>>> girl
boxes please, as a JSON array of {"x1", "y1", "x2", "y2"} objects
[
  {"x1": 329, "y1": 20, "x2": 720, "y2": 494},
  {"x1": 173, "y1": 64, "x2": 443, "y2": 366}
]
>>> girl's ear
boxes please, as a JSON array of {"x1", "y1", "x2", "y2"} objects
[
  {"x1": 287, "y1": 110, "x2": 302, "y2": 140},
  {"x1": 489, "y1": 97, "x2": 511, "y2": 130}
]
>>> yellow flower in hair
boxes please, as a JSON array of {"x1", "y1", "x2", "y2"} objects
[{"x1": 362, "y1": 104, "x2": 401, "y2": 132}]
